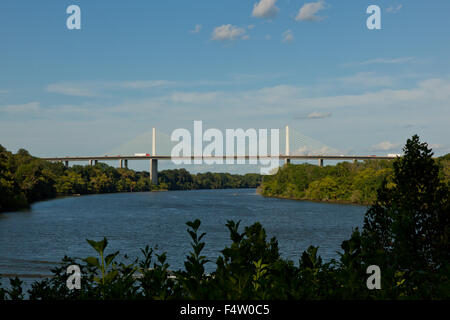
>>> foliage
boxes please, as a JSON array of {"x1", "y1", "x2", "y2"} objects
[
  {"x1": 261, "y1": 151, "x2": 449, "y2": 205},
  {"x1": 359, "y1": 135, "x2": 450, "y2": 297},
  {"x1": 0, "y1": 146, "x2": 28, "y2": 211},
  {"x1": 159, "y1": 169, "x2": 262, "y2": 190},
  {"x1": 0, "y1": 145, "x2": 262, "y2": 213}
]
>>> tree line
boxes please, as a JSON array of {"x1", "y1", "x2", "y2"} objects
[
  {"x1": 261, "y1": 153, "x2": 450, "y2": 205},
  {"x1": 1, "y1": 135, "x2": 449, "y2": 300},
  {"x1": 0, "y1": 145, "x2": 262, "y2": 213}
]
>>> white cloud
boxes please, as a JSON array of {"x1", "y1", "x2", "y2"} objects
[
  {"x1": 230, "y1": 72, "x2": 284, "y2": 82},
  {"x1": 294, "y1": 145, "x2": 339, "y2": 156},
  {"x1": 265, "y1": 34, "x2": 272, "y2": 40},
  {"x1": 337, "y1": 72, "x2": 394, "y2": 88},
  {"x1": 386, "y1": 5, "x2": 403, "y2": 14},
  {"x1": 37, "y1": 77, "x2": 450, "y2": 121},
  {"x1": 46, "y1": 83, "x2": 100, "y2": 97},
  {"x1": 429, "y1": 143, "x2": 444, "y2": 150},
  {"x1": 211, "y1": 24, "x2": 247, "y2": 41},
  {"x1": 343, "y1": 57, "x2": 415, "y2": 67},
  {"x1": 45, "y1": 81, "x2": 173, "y2": 97},
  {"x1": 169, "y1": 92, "x2": 219, "y2": 104},
  {"x1": 252, "y1": 0, "x2": 279, "y2": 19},
  {"x1": 415, "y1": 78, "x2": 450, "y2": 100},
  {"x1": 282, "y1": 30, "x2": 294, "y2": 43},
  {"x1": 307, "y1": 112, "x2": 332, "y2": 119},
  {"x1": 189, "y1": 24, "x2": 202, "y2": 34},
  {"x1": 118, "y1": 80, "x2": 174, "y2": 89},
  {"x1": 1, "y1": 102, "x2": 41, "y2": 114},
  {"x1": 371, "y1": 141, "x2": 400, "y2": 151},
  {"x1": 248, "y1": 24, "x2": 255, "y2": 30},
  {"x1": 296, "y1": 1, "x2": 327, "y2": 22},
  {"x1": 0, "y1": 89, "x2": 9, "y2": 95}
]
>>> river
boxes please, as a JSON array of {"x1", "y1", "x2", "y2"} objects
[{"x1": 0, "y1": 189, "x2": 367, "y2": 283}]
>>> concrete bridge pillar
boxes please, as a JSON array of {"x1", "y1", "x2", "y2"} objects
[
  {"x1": 119, "y1": 159, "x2": 123, "y2": 168},
  {"x1": 150, "y1": 159, "x2": 158, "y2": 185},
  {"x1": 318, "y1": 159, "x2": 324, "y2": 167},
  {"x1": 285, "y1": 125, "x2": 290, "y2": 165},
  {"x1": 94, "y1": 160, "x2": 98, "y2": 165},
  {"x1": 124, "y1": 159, "x2": 128, "y2": 168},
  {"x1": 89, "y1": 159, "x2": 93, "y2": 166},
  {"x1": 150, "y1": 127, "x2": 158, "y2": 185},
  {"x1": 64, "y1": 160, "x2": 69, "y2": 168}
]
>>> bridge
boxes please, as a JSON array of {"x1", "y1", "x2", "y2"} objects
[{"x1": 41, "y1": 127, "x2": 398, "y2": 185}]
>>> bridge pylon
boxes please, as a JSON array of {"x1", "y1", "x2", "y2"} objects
[
  {"x1": 150, "y1": 127, "x2": 158, "y2": 185},
  {"x1": 285, "y1": 125, "x2": 290, "y2": 165}
]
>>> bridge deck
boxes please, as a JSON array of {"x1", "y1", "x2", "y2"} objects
[{"x1": 41, "y1": 155, "x2": 395, "y2": 161}]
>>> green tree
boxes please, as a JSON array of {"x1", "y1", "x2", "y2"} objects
[
  {"x1": 55, "y1": 171, "x2": 87, "y2": 194},
  {"x1": 0, "y1": 145, "x2": 28, "y2": 212},
  {"x1": 363, "y1": 135, "x2": 450, "y2": 270},
  {"x1": 357, "y1": 135, "x2": 450, "y2": 298}
]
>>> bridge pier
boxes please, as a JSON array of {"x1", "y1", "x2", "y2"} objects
[
  {"x1": 94, "y1": 160, "x2": 98, "y2": 165},
  {"x1": 124, "y1": 159, "x2": 128, "y2": 169},
  {"x1": 119, "y1": 159, "x2": 123, "y2": 168},
  {"x1": 64, "y1": 160, "x2": 69, "y2": 168},
  {"x1": 89, "y1": 159, "x2": 93, "y2": 166},
  {"x1": 285, "y1": 125, "x2": 290, "y2": 165},
  {"x1": 318, "y1": 159, "x2": 324, "y2": 167},
  {"x1": 150, "y1": 159, "x2": 158, "y2": 185},
  {"x1": 150, "y1": 127, "x2": 158, "y2": 185}
]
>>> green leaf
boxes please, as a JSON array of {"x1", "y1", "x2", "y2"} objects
[
  {"x1": 84, "y1": 256, "x2": 100, "y2": 268},
  {"x1": 105, "y1": 251, "x2": 119, "y2": 266},
  {"x1": 86, "y1": 237, "x2": 108, "y2": 254},
  {"x1": 186, "y1": 219, "x2": 201, "y2": 231},
  {"x1": 104, "y1": 270, "x2": 119, "y2": 282}
]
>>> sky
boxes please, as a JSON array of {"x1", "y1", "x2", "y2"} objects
[{"x1": 1, "y1": 0, "x2": 449, "y2": 172}]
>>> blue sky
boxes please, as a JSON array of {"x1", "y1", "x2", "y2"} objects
[{"x1": 1, "y1": 0, "x2": 449, "y2": 170}]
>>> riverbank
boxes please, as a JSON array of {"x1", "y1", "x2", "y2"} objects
[
  {"x1": 258, "y1": 190, "x2": 369, "y2": 206},
  {"x1": 260, "y1": 154, "x2": 450, "y2": 205},
  {"x1": 0, "y1": 144, "x2": 262, "y2": 213}
]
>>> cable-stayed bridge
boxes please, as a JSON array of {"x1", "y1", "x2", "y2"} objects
[{"x1": 41, "y1": 126, "x2": 398, "y2": 185}]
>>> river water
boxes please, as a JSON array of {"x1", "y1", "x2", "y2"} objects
[{"x1": 0, "y1": 189, "x2": 367, "y2": 282}]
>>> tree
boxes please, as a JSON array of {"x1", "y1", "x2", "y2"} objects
[
  {"x1": 362, "y1": 135, "x2": 450, "y2": 272},
  {"x1": 0, "y1": 145, "x2": 28, "y2": 212}
]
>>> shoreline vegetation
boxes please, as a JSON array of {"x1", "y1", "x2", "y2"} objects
[
  {"x1": 257, "y1": 189, "x2": 369, "y2": 206},
  {"x1": 1, "y1": 144, "x2": 449, "y2": 213},
  {"x1": 260, "y1": 153, "x2": 449, "y2": 205},
  {"x1": 0, "y1": 144, "x2": 261, "y2": 213},
  {"x1": 1, "y1": 135, "x2": 449, "y2": 300}
]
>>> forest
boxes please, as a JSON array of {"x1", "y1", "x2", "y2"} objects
[
  {"x1": 261, "y1": 153, "x2": 450, "y2": 205},
  {"x1": 0, "y1": 145, "x2": 261, "y2": 213}
]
